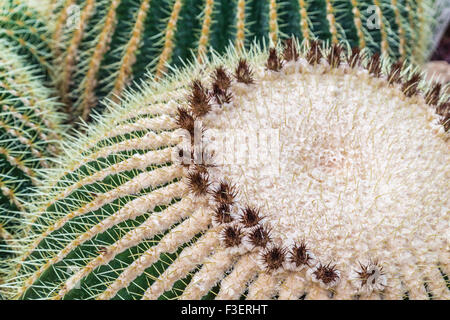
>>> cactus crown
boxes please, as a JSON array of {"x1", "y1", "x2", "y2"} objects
[{"x1": 1, "y1": 39, "x2": 448, "y2": 300}]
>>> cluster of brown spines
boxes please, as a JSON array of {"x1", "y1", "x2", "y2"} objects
[
  {"x1": 211, "y1": 67, "x2": 233, "y2": 105},
  {"x1": 186, "y1": 167, "x2": 211, "y2": 197},
  {"x1": 266, "y1": 48, "x2": 283, "y2": 71},
  {"x1": 426, "y1": 85, "x2": 449, "y2": 131},
  {"x1": 186, "y1": 61, "x2": 255, "y2": 119},
  {"x1": 175, "y1": 107, "x2": 195, "y2": 137},
  {"x1": 261, "y1": 246, "x2": 286, "y2": 271},
  {"x1": 188, "y1": 80, "x2": 212, "y2": 118},
  {"x1": 426, "y1": 83, "x2": 449, "y2": 131},
  {"x1": 265, "y1": 39, "x2": 450, "y2": 132},
  {"x1": 347, "y1": 48, "x2": 362, "y2": 68},
  {"x1": 326, "y1": 43, "x2": 343, "y2": 69},
  {"x1": 355, "y1": 260, "x2": 385, "y2": 288},
  {"x1": 222, "y1": 225, "x2": 243, "y2": 248},
  {"x1": 247, "y1": 225, "x2": 271, "y2": 249},
  {"x1": 283, "y1": 38, "x2": 299, "y2": 62},
  {"x1": 179, "y1": 60, "x2": 256, "y2": 196},
  {"x1": 212, "y1": 180, "x2": 237, "y2": 225},
  {"x1": 213, "y1": 180, "x2": 237, "y2": 205},
  {"x1": 306, "y1": 40, "x2": 323, "y2": 65},
  {"x1": 239, "y1": 206, "x2": 264, "y2": 228},
  {"x1": 210, "y1": 178, "x2": 273, "y2": 251},
  {"x1": 261, "y1": 240, "x2": 317, "y2": 273},
  {"x1": 208, "y1": 178, "x2": 273, "y2": 253},
  {"x1": 235, "y1": 59, "x2": 254, "y2": 84},
  {"x1": 367, "y1": 53, "x2": 382, "y2": 77},
  {"x1": 289, "y1": 241, "x2": 314, "y2": 268},
  {"x1": 313, "y1": 263, "x2": 340, "y2": 285}
]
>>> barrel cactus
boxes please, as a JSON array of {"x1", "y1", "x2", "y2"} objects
[
  {"x1": 50, "y1": 0, "x2": 436, "y2": 122},
  {"x1": 1, "y1": 40, "x2": 448, "y2": 300},
  {"x1": 0, "y1": 0, "x2": 54, "y2": 79},
  {"x1": 0, "y1": 39, "x2": 64, "y2": 271}
]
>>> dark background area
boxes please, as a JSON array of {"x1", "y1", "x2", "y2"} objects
[{"x1": 431, "y1": 23, "x2": 450, "y2": 62}]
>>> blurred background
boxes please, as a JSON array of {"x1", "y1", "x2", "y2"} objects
[{"x1": 424, "y1": 0, "x2": 450, "y2": 84}]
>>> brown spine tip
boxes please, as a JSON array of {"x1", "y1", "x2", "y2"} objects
[
  {"x1": 387, "y1": 60, "x2": 404, "y2": 85},
  {"x1": 327, "y1": 43, "x2": 342, "y2": 68},
  {"x1": 214, "y1": 203, "x2": 234, "y2": 224},
  {"x1": 306, "y1": 40, "x2": 323, "y2": 65},
  {"x1": 213, "y1": 180, "x2": 238, "y2": 205},
  {"x1": 356, "y1": 260, "x2": 385, "y2": 288},
  {"x1": 424, "y1": 82, "x2": 441, "y2": 106},
  {"x1": 282, "y1": 38, "x2": 299, "y2": 62},
  {"x1": 313, "y1": 263, "x2": 340, "y2": 285},
  {"x1": 262, "y1": 246, "x2": 286, "y2": 271},
  {"x1": 367, "y1": 53, "x2": 381, "y2": 77},
  {"x1": 186, "y1": 167, "x2": 210, "y2": 196},
  {"x1": 211, "y1": 66, "x2": 233, "y2": 105},
  {"x1": 212, "y1": 66, "x2": 232, "y2": 91},
  {"x1": 402, "y1": 72, "x2": 421, "y2": 97},
  {"x1": 234, "y1": 58, "x2": 255, "y2": 84},
  {"x1": 188, "y1": 80, "x2": 212, "y2": 117},
  {"x1": 266, "y1": 48, "x2": 283, "y2": 71},
  {"x1": 239, "y1": 206, "x2": 264, "y2": 228},
  {"x1": 175, "y1": 107, "x2": 195, "y2": 135},
  {"x1": 289, "y1": 241, "x2": 313, "y2": 267},
  {"x1": 436, "y1": 101, "x2": 449, "y2": 131},
  {"x1": 211, "y1": 82, "x2": 233, "y2": 105},
  {"x1": 222, "y1": 225, "x2": 243, "y2": 247},
  {"x1": 248, "y1": 225, "x2": 271, "y2": 248},
  {"x1": 347, "y1": 47, "x2": 362, "y2": 68}
]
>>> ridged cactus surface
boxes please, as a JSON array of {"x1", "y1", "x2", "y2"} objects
[
  {"x1": 2, "y1": 41, "x2": 449, "y2": 300},
  {"x1": 0, "y1": 0, "x2": 54, "y2": 78},
  {"x1": 0, "y1": 41, "x2": 64, "y2": 267},
  {"x1": 50, "y1": 0, "x2": 436, "y2": 122}
]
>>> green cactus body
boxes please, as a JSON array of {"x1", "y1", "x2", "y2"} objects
[
  {"x1": 51, "y1": 0, "x2": 436, "y2": 122},
  {"x1": 0, "y1": 40, "x2": 64, "y2": 267},
  {"x1": 3, "y1": 41, "x2": 448, "y2": 300},
  {"x1": 0, "y1": 0, "x2": 54, "y2": 79}
]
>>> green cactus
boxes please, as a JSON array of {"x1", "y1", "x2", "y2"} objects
[
  {"x1": 2, "y1": 40, "x2": 448, "y2": 300},
  {"x1": 0, "y1": 0, "x2": 54, "y2": 79},
  {"x1": 50, "y1": 0, "x2": 436, "y2": 122},
  {"x1": 0, "y1": 40, "x2": 64, "y2": 269}
]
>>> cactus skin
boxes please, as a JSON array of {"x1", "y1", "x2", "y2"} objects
[
  {"x1": 2, "y1": 40, "x2": 448, "y2": 300},
  {"x1": 0, "y1": 40, "x2": 64, "y2": 269},
  {"x1": 51, "y1": 0, "x2": 436, "y2": 122},
  {"x1": 0, "y1": 0, "x2": 54, "y2": 79}
]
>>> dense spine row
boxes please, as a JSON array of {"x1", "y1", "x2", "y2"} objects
[
  {"x1": 2, "y1": 40, "x2": 448, "y2": 300},
  {"x1": 0, "y1": 0, "x2": 65, "y2": 281},
  {"x1": 49, "y1": 0, "x2": 436, "y2": 122},
  {"x1": 0, "y1": 40, "x2": 64, "y2": 270},
  {"x1": 0, "y1": 0, "x2": 54, "y2": 79}
]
